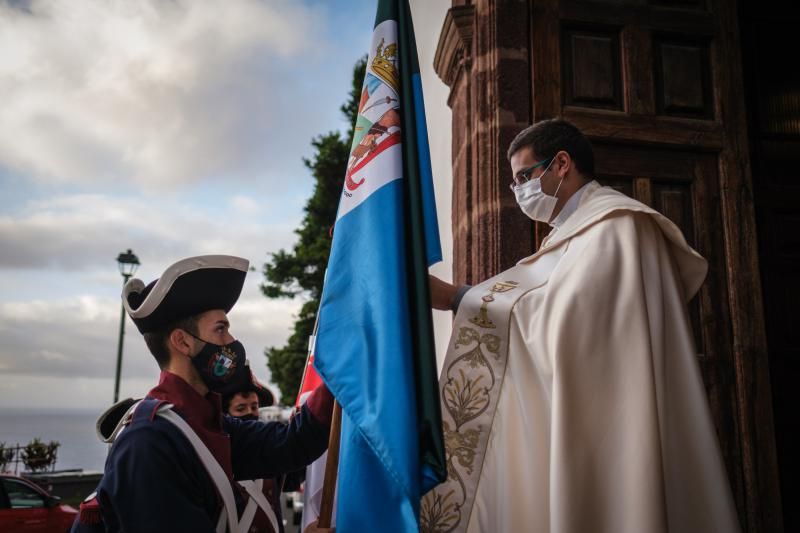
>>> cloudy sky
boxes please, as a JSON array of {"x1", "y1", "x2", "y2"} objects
[{"x1": 0, "y1": 0, "x2": 453, "y2": 410}]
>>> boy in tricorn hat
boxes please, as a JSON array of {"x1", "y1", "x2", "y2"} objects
[{"x1": 72, "y1": 255, "x2": 333, "y2": 533}]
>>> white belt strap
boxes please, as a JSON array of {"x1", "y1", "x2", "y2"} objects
[
  {"x1": 157, "y1": 407, "x2": 239, "y2": 533},
  {"x1": 238, "y1": 479, "x2": 280, "y2": 533},
  {"x1": 216, "y1": 509, "x2": 227, "y2": 533},
  {"x1": 237, "y1": 494, "x2": 257, "y2": 533}
]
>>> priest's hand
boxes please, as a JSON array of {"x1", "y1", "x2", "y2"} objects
[{"x1": 429, "y1": 274, "x2": 459, "y2": 311}]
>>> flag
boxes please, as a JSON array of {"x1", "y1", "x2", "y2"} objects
[
  {"x1": 296, "y1": 353, "x2": 323, "y2": 408},
  {"x1": 295, "y1": 321, "x2": 336, "y2": 530},
  {"x1": 299, "y1": 448, "x2": 337, "y2": 531},
  {"x1": 313, "y1": 0, "x2": 446, "y2": 530}
]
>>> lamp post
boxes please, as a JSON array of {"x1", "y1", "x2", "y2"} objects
[{"x1": 114, "y1": 249, "x2": 140, "y2": 404}]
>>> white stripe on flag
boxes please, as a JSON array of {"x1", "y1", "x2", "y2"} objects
[
  {"x1": 336, "y1": 142, "x2": 402, "y2": 221},
  {"x1": 300, "y1": 450, "x2": 337, "y2": 531}
]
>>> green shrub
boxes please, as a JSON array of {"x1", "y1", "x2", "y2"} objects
[
  {"x1": 0, "y1": 442, "x2": 14, "y2": 471},
  {"x1": 21, "y1": 438, "x2": 59, "y2": 472}
]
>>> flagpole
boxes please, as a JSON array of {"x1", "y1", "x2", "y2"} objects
[
  {"x1": 301, "y1": 282, "x2": 341, "y2": 528},
  {"x1": 318, "y1": 401, "x2": 342, "y2": 528}
]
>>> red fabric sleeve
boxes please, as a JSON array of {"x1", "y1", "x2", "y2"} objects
[{"x1": 304, "y1": 383, "x2": 334, "y2": 427}]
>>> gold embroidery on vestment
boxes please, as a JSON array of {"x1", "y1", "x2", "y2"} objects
[
  {"x1": 422, "y1": 281, "x2": 519, "y2": 532},
  {"x1": 468, "y1": 281, "x2": 519, "y2": 329}
]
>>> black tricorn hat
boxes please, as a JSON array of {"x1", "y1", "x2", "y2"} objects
[
  {"x1": 123, "y1": 255, "x2": 249, "y2": 334},
  {"x1": 221, "y1": 369, "x2": 276, "y2": 409},
  {"x1": 250, "y1": 371, "x2": 275, "y2": 407}
]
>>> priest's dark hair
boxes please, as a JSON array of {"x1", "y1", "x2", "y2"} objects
[
  {"x1": 143, "y1": 315, "x2": 200, "y2": 368},
  {"x1": 507, "y1": 118, "x2": 595, "y2": 177}
]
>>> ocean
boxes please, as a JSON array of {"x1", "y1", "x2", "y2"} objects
[{"x1": 0, "y1": 408, "x2": 108, "y2": 473}]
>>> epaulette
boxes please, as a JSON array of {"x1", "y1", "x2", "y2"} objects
[
  {"x1": 95, "y1": 398, "x2": 137, "y2": 443},
  {"x1": 131, "y1": 398, "x2": 171, "y2": 424}
]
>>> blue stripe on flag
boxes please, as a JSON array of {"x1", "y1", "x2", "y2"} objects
[
  {"x1": 315, "y1": 179, "x2": 421, "y2": 532},
  {"x1": 412, "y1": 73, "x2": 442, "y2": 266},
  {"x1": 337, "y1": 410, "x2": 418, "y2": 530}
]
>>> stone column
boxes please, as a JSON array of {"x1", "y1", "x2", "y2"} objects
[{"x1": 434, "y1": 0, "x2": 533, "y2": 285}]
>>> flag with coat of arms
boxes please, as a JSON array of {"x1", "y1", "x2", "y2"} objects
[{"x1": 303, "y1": 0, "x2": 447, "y2": 530}]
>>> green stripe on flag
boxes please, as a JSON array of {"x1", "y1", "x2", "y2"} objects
[
  {"x1": 374, "y1": 0, "x2": 397, "y2": 27},
  {"x1": 395, "y1": 0, "x2": 446, "y2": 489}
]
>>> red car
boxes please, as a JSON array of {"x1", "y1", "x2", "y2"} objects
[{"x1": 0, "y1": 473, "x2": 78, "y2": 533}]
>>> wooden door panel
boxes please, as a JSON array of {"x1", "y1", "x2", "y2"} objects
[
  {"x1": 653, "y1": 35, "x2": 714, "y2": 119},
  {"x1": 651, "y1": 180, "x2": 695, "y2": 242},
  {"x1": 598, "y1": 175, "x2": 633, "y2": 197},
  {"x1": 562, "y1": 26, "x2": 623, "y2": 110}
]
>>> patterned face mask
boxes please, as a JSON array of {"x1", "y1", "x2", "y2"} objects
[{"x1": 188, "y1": 334, "x2": 250, "y2": 396}]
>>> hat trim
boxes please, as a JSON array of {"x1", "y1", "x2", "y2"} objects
[{"x1": 123, "y1": 255, "x2": 249, "y2": 319}]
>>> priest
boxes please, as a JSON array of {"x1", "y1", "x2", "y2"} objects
[{"x1": 422, "y1": 119, "x2": 741, "y2": 533}]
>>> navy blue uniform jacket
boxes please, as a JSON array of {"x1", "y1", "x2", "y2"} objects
[{"x1": 72, "y1": 372, "x2": 331, "y2": 533}]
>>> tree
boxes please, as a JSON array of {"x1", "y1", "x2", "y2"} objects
[
  {"x1": 21, "y1": 438, "x2": 59, "y2": 473},
  {"x1": 262, "y1": 57, "x2": 366, "y2": 404}
]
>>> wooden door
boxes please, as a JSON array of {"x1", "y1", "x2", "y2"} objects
[
  {"x1": 528, "y1": 0, "x2": 783, "y2": 531},
  {"x1": 594, "y1": 145, "x2": 739, "y2": 501},
  {"x1": 433, "y1": 1, "x2": 783, "y2": 526}
]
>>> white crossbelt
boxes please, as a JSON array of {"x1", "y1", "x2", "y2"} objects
[
  {"x1": 157, "y1": 408, "x2": 241, "y2": 533},
  {"x1": 110, "y1": 401, "x2": 279, "y2": 533},
  {"x1": 238, "y1": 479, "x2": 279, "y2": 533}
]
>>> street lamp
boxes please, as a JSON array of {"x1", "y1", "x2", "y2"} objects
[{"x1": 114, "y1": 249, "x2": 140, "y2": 404}]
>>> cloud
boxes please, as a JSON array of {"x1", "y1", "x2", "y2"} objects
[
  {"x1": 0, "y1": 0, "x2": 386, "y2": 413},
  {"x1": 0, "y1": 373, "x2": 159, "y2": 412},
  {"x1": 229, "y1": 195, "x2": 261, "y2": 215},
  {"x1": 0, "y1": 281, "x2": 301, "y2": 385},
  {"x1": 0, "y1": 0, "x2": 331, "y2": 189},
  {"x1": 0, "y1": 191, "x2": 302, "y2": 271},
  {"x1": 0, "y1": 293, "x2": 143, "y2": 381}
]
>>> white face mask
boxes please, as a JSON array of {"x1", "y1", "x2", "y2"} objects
[{"x1": 513, "y1": 160, "x2": 563, "y2": 222}]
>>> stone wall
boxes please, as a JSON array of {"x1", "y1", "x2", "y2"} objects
[{"x1": 434, "y1": 0, "x2": 535, "y2": 285}]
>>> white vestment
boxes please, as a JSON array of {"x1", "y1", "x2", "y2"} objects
[{"x1": 423, "y1": 181, "x2": 740, "y2": 533}]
